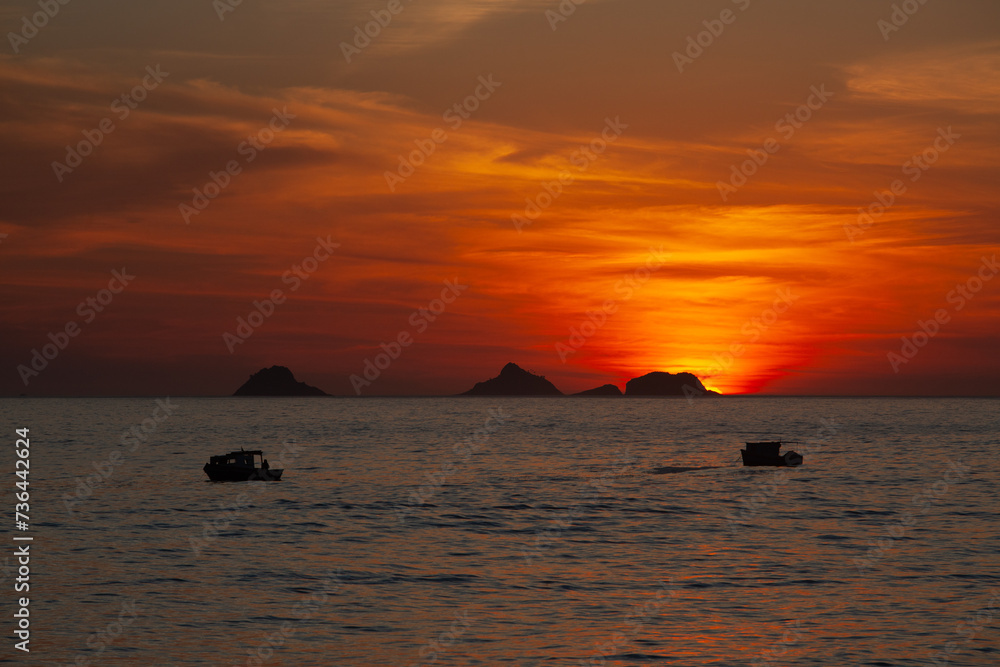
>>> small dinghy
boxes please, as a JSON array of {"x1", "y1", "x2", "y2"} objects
[
  {"x1": 740, "y1": 441, "x2": 803, "y2": 467},
  {"x1": 203, "y1": 448, "x2": 283, "y2": 481}
]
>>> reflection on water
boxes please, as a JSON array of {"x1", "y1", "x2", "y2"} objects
[{"x1": 3, "y1": 396, "x2": 998, "y2": 665}]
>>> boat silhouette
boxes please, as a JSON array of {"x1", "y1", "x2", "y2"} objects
[
  {"x1": 740, "y1": 441, "x2": 803, "y2": 467},
  {"x1": 203, "y1": 448, "x2": 283, "y2": 481}
]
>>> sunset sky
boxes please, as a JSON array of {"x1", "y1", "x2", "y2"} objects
[{"x1": 1, "y1": 0, "x2": 998, "y2": 396}]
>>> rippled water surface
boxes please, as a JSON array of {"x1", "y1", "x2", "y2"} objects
[{"x1": 2, "y1": 397, "x2": 998, "y2": 666}]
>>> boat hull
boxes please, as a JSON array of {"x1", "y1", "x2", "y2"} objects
[
  {"x1": 203, "y1": 464, "x2": 283, "y2": 482},
  {"x1": 740, "y1": 449, "x2": 803, "y2": 467}
]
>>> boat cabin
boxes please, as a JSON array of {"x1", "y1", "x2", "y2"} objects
[
  {"x1": 740, "y1": 440, "x2": 803, "y2": 467},
  {"x1": 208, "y1": 449, "x2": 267, "y2": 469},
  {"x1": 744, "y1": 441, "x2": 783, "y2": 457}
]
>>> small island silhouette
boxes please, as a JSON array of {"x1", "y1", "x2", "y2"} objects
[
  {"x1": 572, "y1": 384, "x2": 623, "y2": 397},
  {"x1": 233, "y1": 365, "x2": 329, "y2": 396},
  {"x1": 625, "y1": 371, "x2": 718, "y2": 397},
  {"x1": 462, "y1": 362, "x2": 563, "y2": 396}
]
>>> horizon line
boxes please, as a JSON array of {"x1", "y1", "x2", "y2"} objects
[{"x1": 3, "y1": 394, "x2": 998, "y2": 399}]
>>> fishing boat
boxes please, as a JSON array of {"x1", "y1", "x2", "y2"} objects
[
  {"x1": 203, "y1": 448, "x2": 283, "y2": 481},
  {"x1": 740, "y1": 441, "x2": 803, "y2": 467}
]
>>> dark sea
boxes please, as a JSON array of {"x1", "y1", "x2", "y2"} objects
[{"x1": 1, "y1": 397, "x2": 998, "y2": 666}]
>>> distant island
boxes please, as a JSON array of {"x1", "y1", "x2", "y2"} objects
[
  {"x1": 572, "y1": 384, "x2": 623, "y2": 397},
  {"x1": 625, "y1": 371, "x2": 718, "y2": 397},
  {"x1": 461, "y1": 362, "x2": 563, "y2": 396},
  {"x1": 460, "y1": 363, "x2": 718, "y2": 397},
  {"x1": 233, "y1": 366, "x2": 329, "y2": 396}
]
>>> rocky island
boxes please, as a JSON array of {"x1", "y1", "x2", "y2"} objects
[
  {"x1": 625, "y1": 371, "x2": 718, "y2": 397},
  {"x1": 572, "y1": 384, "x2": 624, "y2": 397},
  {"x1": 233, "y1": 366, "x2": 329, "y2": 396},
  {"x1": 461, "y1": 363, "x2": 563, "y2": 396}
]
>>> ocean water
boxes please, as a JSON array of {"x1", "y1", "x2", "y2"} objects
[{"x1": 1, "y1": 396, "x2": 998, "y2": 666}]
